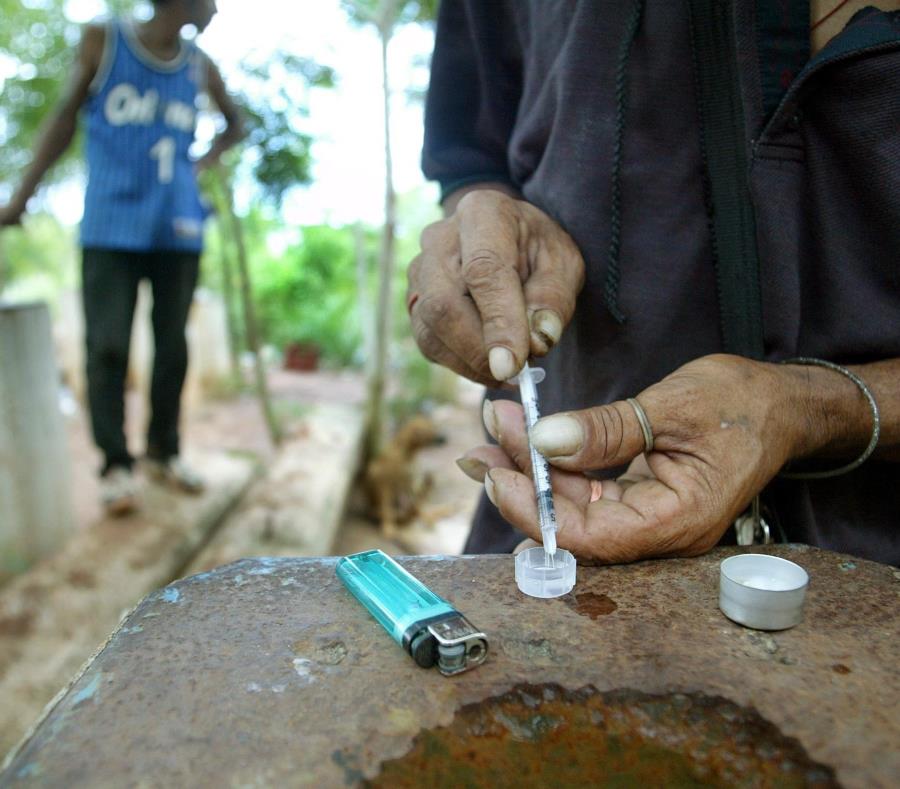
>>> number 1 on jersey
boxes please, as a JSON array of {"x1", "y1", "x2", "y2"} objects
[{"x1": 150, "y1": 136, "x2": 175, "y2": 184}]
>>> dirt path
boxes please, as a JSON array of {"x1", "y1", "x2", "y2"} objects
[
  {"x1": 66, "y1": 366, "x2": 485, "y2": 556},
  {"x1": 335, "y1": 380, "x2": 485, "y2": 557},
  {"x1": 66, "y1": 368, "x2": 367, "y2": 530}
]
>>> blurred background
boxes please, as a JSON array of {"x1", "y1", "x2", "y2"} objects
[{"x1": 0, "y1": 0, "x2": 486, "y2": 752}]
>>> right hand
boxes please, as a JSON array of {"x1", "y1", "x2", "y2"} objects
[
  {"x1": 407, "y1": 189, "x2": 585, "y2": 385},
  {"x1": 461, "y1": 355, "x2": 804, "y2": 565},
  {"x1": 0, "y1": 198, "x2": 26, "y2": 227}
]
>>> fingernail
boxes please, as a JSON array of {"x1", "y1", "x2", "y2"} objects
[
  {"x1": 484, "y1": 470, "x2": 498, "y2": 506},
  {"x1": 532, "y1": 414, "x2": 583, "y2": 457},
  {"x1": 488, "y1": 346, "x2": 517, "y2": 382},
  {"x1": 456, "y1": 456, "x2": 488, "y2": 482},
  {"x1": 531, "y1": 310, "x2": 562, "y2": 348},
  {"x1": 482, "y1": 399, "x2": 499, "y2": 441}
]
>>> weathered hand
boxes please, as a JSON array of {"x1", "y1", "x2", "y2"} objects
[
  {"x1": 457, "y1": 355, "x2": 805, "y2": 564},
  {"x1": 407, "y1": 189, "x2": 585, "y2": 385}
]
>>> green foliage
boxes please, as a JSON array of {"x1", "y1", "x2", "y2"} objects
[
  {"x1": 0, "y1": 0, "x2": 330, "y2": 210},
  {"x1": 251, "y1": 223, "x2": 366, "y2": 367},
  {"x1": 0, "y1": 0, "x2": 136, "y2": 185},
  {"x1": 198, "y1": 183, "x2": 439, "y2": 375},
  {"x1": 342, "y1": 0, "x2": 438, "y2": 33},
  {"x1": 234, "y1": 53, "x2": 336, "y2": 207},
  {"x1": 388, "y1": 185, "x2": 442, "y2": 406},
  {"x1": 0, "y1": 0, "x2": 448, "y2": 416},
  {"x1": 0, "y1": 0, "x2": 79, "y2": 186},
  {"x1": 0, "y1": 214, "x2": 78, "y2": 300}
]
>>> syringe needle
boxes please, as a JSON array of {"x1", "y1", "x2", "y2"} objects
[
  {"x1": 516, "y1": 362, "x2": 558, "y2": 559},
  {"x1": 512, "y1": 363, "x2": 577, "y2": 597}
]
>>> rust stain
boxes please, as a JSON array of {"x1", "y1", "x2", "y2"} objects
[
  {"x1": 5, "y1": 551, "x2": 895, "y2": 786},
  {"x1": 569, "y1": 592, "x2": 618, "y2": 619},
  {"x1": 292, "y1": 637, "x2": 349, "y2": 666},
  {"x1": 317, "y1": 641, "x2": 348, "y2": 665},
  {"x1": 367, "y1": 685, "x2": 839, "y2": 789},
  {"x1": 832, "y1": 664, "x2": 851, "y2": 675},
  {"x1": 500, "y1": 638, "x2": 556, "y2": 665}
]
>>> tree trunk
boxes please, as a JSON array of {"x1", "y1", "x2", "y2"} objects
[
  {"x1": 354, "y1": 222, "x2": 374, "y2": 375},
  {"x1": 210, "y1": 168, "x2": 282, "y2": 446},
  {"x1": 0, "y1": 233, "x2": 7, "y2": 296},
  {"x1": 215, "y1": 217, "x2": 242, "y2": 381},
  {"x1": 366, "y1": 25, "x2": 397, "y2": 459}
]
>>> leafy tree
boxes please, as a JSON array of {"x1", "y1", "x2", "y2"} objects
[
  {"x1": 0, "y1": 213, "x2": 77, "y2": 299},
  {"x1": 343, "y1": 0, "x2": 438, "y2": 29},
  {"x1": 0, "y1": 1, "x2": 331, "y2": 208},
  {"x1": 252, "y1": 223, "x2": 365, "y2": 366},
  {"x1": 200, "y1": 49, "x2": 335, "y2": 444},
  {"x1": 234, "y1": 53, "x2": 335, "y2": 207},
  {"x1": 0, "y1": 0, "x2": 133, "y2": 193},
  {"x1": 0, "y1": 0, "x2": 79, "y2": 190},
  {"x1": 0, "y1": 0, "x2": 84, "y2": 289},
  {"x1": 341, "y1": 0, "x2": 438, "y2": 456}
]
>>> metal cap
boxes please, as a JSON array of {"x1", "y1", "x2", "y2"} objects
[{"x1": 719, "y1": 554, "x2": 809, "y2": 631}]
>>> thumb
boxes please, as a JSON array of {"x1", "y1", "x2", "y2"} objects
[{"x1": 530, "y1": 398, "x2": 650, "y2": 471}]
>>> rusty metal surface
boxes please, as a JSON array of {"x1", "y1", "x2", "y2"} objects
[
  {"x1": 1, "y1": 546, "x2": 898, "y2": 788},
  {"x1": 369, "y1": 685, "x2": 839, "y2": 789}
]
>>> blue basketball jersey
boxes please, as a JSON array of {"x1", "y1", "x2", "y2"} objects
[{"x1": 80, "y1": 19, "x2": 208, "y2": 252}]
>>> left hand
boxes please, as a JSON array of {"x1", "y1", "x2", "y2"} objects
[
  {"x1": 457, "y1": 354, "x2": 804, "y2": 564},
  {"x1": 407, "y1": 190, "x2": 585, "y2": 385}
]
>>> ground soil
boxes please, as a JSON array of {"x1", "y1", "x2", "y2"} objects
[{"x1": 65, "y1": 366, "x2": 485, "y2": 556}]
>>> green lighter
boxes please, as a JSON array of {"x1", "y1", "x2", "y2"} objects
[{"x1": 336, "y1": 549, "x2": 488, "y2": 676}]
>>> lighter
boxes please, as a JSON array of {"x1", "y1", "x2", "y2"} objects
[{"x1": 336, "y1": 549, "x2": 488, "y2": 676}]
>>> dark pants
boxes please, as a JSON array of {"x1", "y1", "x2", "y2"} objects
[{"x1": 82, "y1": 248, "x2": 199, "y2": 474}]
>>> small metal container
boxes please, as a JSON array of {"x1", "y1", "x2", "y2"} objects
[{"x1": 719, "y1": 554, "x2": 809, "y2": 630}]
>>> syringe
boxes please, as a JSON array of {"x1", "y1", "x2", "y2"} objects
[{"x1": 515, "y1": 361, "x2": 558, "y2": 560}]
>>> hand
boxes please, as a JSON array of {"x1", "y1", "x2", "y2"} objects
[
  {"x1": 0, "y1": 198, "x2": 26, "y2": 227},
  {"x1": 407, "y1": 189, "x2": 585, "y2": 385},
  {"x1": 456, "y1": 355, "x2": 804, "y2": 563}
]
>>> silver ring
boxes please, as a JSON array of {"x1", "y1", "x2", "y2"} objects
[{"x1": 626, "y1": 397, "x2": 654, "y2": 454}]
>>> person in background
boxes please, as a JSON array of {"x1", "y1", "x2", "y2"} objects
[
  {"x1": 409, "y1": 1, "x2": 899, "y2": 564},
  {"x1": 0, "y1": 0, "x2": 243, "y2": 515}
]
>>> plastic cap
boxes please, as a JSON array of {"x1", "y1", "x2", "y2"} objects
[
  {"x1": 515, "y1": 547, "x2": 576, "y2": 598},
  {"x1": 719, "y1": 554, "x2": 809, "y2": 630}
]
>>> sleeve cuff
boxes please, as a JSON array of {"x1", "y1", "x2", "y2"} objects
[{"x1": 438, "y1": 173, "x2": 517, "y2": 205}]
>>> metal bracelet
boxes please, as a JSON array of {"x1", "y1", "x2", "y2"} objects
[{"x1": 779, "y1": 357, "x2": 880, "y2": 480}]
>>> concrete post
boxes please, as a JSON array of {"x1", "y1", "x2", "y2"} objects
[{"x1": 0, "y1": 302, "x2": 74, "y2": 580}]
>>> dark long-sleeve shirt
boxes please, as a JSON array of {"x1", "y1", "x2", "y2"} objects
[{"x1": 423, "y1": 1, "x2": 900, "y2": 562}]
